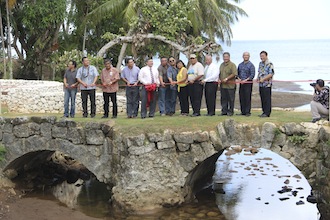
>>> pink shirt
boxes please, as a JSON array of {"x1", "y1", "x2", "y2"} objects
[{"x1": 101, "y1": 67, "x2": 120, "y2": 93}]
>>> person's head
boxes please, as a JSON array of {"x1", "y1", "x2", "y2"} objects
[
  {"x1": 68, "y1": 60, "x2": 77, "y2": 70},
  {"x1": 205, "y1": 55, "x2": 212, "y2": 65},
  {"x1": 82, "y1": 57, "x2": 90, "y2": 67},
  {"x1": 315, "y1": 79, "x2": 325, "y2": 91},
  {"x1": 168, "y1": 56, "x2": 176, "y2": 67},
  {"x1": 145, "y1": 57, "x2": 153, "y2": 67},
  {"x1": 190, "y1": 54, "x2": 197, "y2": 65},
  {"x1": 126, "y1": 57, "x2": 135, "y2": 68},
  {"x1": 160, "y1": 57, "x2": 168, "y2": 67},
  {"x1": 260, "y1": 51, "x2": 268, "y2": 62},
  {"x1": 104, "y1": 59, "x2": 112, "y2": 69},
  {"x1": 223, "y1": 52, "x2": 230, "y2": 63},
  {"x1": 242, "y1": 52, "x2": 250, "y2": 62},
  {"x1": 176, "y1": 60, "x2": 186, "y2": 69}
]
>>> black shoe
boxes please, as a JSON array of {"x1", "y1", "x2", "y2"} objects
[
  {"x1": 259, "y1": 114, "x2": 269, "y2": 118},
  {"x1": 70, "y1": 115, "x2": 75, "y2": 118},
  {"x1": 62, "y1": 115, "x2": 69, "y2": 118},
  {"x1": 141, "y1": 116, "x2": 146, "y2": 119},
  {"x1": 204, "y1": 114, "x2": 214, "y2": 116},
  {"x1": 91, "y1": 114, "x2": 95, "y2": 118},
  {"x1": 149, "y1": 115, "x2": 154, "y2": 118},
  {"x1": 311, "y1": 118, "x2": 321, "y2": 123},
  {"x1": 227, "y1": 113, "x2": 233, "y2": 116},
  {"x1": 236, "y1": 113, "x2": 245, "y2": 116},
  {"x1": 191, "y1": 113, "x2": 201, "y2": 117},
  {"x1": 245, "y1": 113, "x2": 251, "y2": 117},
  {"x1": 219, "y1": 113, "x2": 227, "y2": 116},
  {"x1": 111, "y1": 116, "x2": 117, "y2": 119},
  {"x1": 83, "y1": 114, "x2": 88, "y2": 118},
  {"x1": 101, "y1": 115, "x2": 108, "y2": 118}
]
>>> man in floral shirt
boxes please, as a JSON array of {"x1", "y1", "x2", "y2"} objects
[{"x1": 310, "y1": 79, "x2": 329, "y2": 123}]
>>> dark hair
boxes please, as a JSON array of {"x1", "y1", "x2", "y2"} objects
[
  {"x1": 104, "y1": 59, "x2": 112, "y2": 64},
  {"x1": 316, "y1": 79, "x2": 325, "y2": 87},
  {"x1": 160, "y1": 56, "x2": 167, "y2": 60},
  {"x1": 70, "y1": 60, "x2": 77, "y2": 68},
  {"x1": 223, "y1": 52, "x2": 230, "y2": 57},
  {"x1": 169, "y1": 56, "x2": 175, "y2": 60},
  {"x1": 125, "y1": 56, "x2": 134, "y2": 64},
  {"x1": 81, "y1": 56, "x2": 88, "y2": 62},
  {"x1": 260, "y1": 51, "x2": 268, "y2": 56},
  {"x1": 176, "y1": 60, "x2": 186, "y2": 68}
]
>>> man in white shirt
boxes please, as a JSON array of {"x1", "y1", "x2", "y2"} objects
[
  {"x1": 187, "y1": 54, "x2": 204, "y2": 117},
  {"x1": 202, "y1": 55, "x2": 219, "y2": 116},
  {"x1": 138, "y1": 57, "x2": 160, "y2": 119}
]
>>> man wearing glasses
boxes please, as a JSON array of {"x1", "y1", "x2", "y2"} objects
[
  {"x1": 167, "y1": 56, "x2": 178, "y2": 115},
  {"x1": 187, "y1": 54, "x2": 204, "y2": 117},
  {"x1": 76, "y1": 57, "x2": 99, "y2": 118},
  {"x1": 157, "y1": 57, "x2": 170, "y2": 116}
]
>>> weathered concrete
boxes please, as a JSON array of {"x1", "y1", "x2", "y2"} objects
[{"x1": 0, "y1": 117, "x2": 329, "y2": 213}]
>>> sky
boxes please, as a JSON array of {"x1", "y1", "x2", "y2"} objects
[{"x1": 230, "y1": 0, "x2": 330, "y2": 40}]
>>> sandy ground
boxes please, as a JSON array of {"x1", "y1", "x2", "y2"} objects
[{"x1": 0, "y1": 82, "x2": 314, "y2": 220}]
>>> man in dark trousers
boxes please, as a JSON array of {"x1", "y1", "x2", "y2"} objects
[{"x1": 237, "y1": 52, "x2": 255, "y2": 117}]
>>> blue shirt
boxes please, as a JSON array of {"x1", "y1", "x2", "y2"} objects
[
  {"x1": 258, "y1": 59, "x2": 274, "y2": 87},
  {"x1": 76, "y1": 65, "x2": 99, "y2": 90},
  {"x1": 121, "y1": 65, "x2": 140, "y2": 84},
  {"x1": 167, "y1": 65, "x2": 178, "y2": 90},
  {"x1": 238, "y1": 61, "x2": 255, "y2": 81}
]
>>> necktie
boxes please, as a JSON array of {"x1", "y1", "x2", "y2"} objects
[{"x1": 150, "y1": 67, "x2": 154, "y2": 83}]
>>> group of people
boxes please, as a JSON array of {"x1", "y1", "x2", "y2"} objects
[{"x1": 63, "y1": 52, "x2": 328, "y2": 123}]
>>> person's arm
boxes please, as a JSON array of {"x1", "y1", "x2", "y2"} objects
[
  {"x1": 76, "y1": 69, "x2": 87, "y2": 88},
  {"x1": 111, "y1": 69, "x2": 120, "y2": 84},
  {"x1": 63, "y1": 75, "x2": 68, "y2": 88},
  {"x1": 138, "y1": 68, "x2": 148, "y2": 85},
  {"x1": 194, "y1": 63, "x2": 204, "y2": 82}
]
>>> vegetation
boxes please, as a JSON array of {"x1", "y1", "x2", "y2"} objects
[
  {"x1": 0, "y1": 144, "x2": 6, "y2": 162},
  {"x1": 0, "y1": 0, "x2": 247, "y2": 79},
  {"x1": 288, "y1": 134, "x2": 308, "y2": 145}
]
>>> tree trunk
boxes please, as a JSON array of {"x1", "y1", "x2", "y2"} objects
[
  {"x1": 116, "y1": 29, "x2": 133, "y2": 71},
  {"x1": 6, "y1": 0, "x2": 13, "y2": 79},
  {"x1": 0, "y1": 8, "x2": 7, "y2": 79}
]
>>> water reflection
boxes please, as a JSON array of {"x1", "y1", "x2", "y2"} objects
[{"x1": 214, "y1": 146, "x2": 320, "y2": 220}]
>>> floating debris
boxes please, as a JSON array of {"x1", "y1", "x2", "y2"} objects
[
  {"x1": 279, "y1": 197, "x2": 290, "y2": 201},
  {"x1": 284, "y1": 179, "x2": 290, "y2": 184},
  {"x1": 256, "y1": 197, "x2": 261, "y2": 200},
  {"x1": 296, "y1": 200, "x2": 305, "y2": 205},
  {"x1": 293, "y1": 174, "x2": 302, "y2": 179},
  {"x1": 292, "y1": 191, "x2": 298, "y2": 196},
  {"x1": 277, "y1": 186, "x2": 292, "y2": 194}
]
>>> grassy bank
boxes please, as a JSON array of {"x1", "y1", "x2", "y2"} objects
[{"x1": 0, "y1": 109, "x2": 312, "y2": 135}]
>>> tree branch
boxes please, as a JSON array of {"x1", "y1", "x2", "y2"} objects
[{"x1": 97, "y1": 33, "x2": 220, "y2": 58}]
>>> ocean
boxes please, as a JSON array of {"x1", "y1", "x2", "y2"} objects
[
  {"x1": 220, "y1": 39, "x2": 330, "y2": 93},
  {"x1": 165, "y1": 39, "x2": 330, "y2": 94}
]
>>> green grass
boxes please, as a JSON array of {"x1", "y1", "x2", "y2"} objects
[
  {"x1": 0, "y1": 109, "x2": 312, "y2": 135},
  {"x1": 0, "y1": 144, "x2": 6, "y2": 162}
]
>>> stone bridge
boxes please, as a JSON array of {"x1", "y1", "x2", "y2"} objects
[{"x1": 0, "y1": 116, "x2": 329, "y2": 212}]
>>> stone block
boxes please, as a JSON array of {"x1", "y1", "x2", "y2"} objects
[
  {"x1": 11, "y1": 116, "x2": 29, "y2": 125},
  {"x1": 200, "y1": 142, "x2": 216, "y2": 158},
  {"x1": 260, "y1": 122, "x2": 276, "y2": 149},
  {"x1": 14, "y1": 122, "x2": 40, "y2": 138},
  {"x1": 52, "y1": 126, "x2": 68, "y2": 139},
  {"x1": 86, "y1": 129, "x2": 104, "y2": 145},
  {"x1": 128, "y1": 143, "x2": 156, "y2": 155},
  {"x1": 2, "y1": 133, "x2": 15, "y2": 145},
  {"x1": 67, "y1": 127, "x2": 84, "y2": 144},
  {"x1": 87, "y1": 145, "x2": 102, "y2": 157},
  {"x1": 148, "y1": 129, "x2": 173, "y2": 142},
  {"x1": 177, "y1": 152, "x2": 196, "y2": 172},
  {"x1": 281, "y1": 123, "x2": 305, "y2": 136},
  {"x1": 191, "y1": 143, "x2": 207, "y2": 163},
  {"x1": 209, "y1": 130, "x2": 223, "y2": 151},
  {"x1": 157, "y1": 140, "x2": 175, "y2": 150},
  {"x1": 3, "y1": 123, "x2": 13, "y2": 133},
  {"x1": 177, "y1": 143, "x2": 190, "y2": 152},
  {"x1": 173, "y1": 132, "x2": 194, "y2": 144},
  {"x1": 40, "y1": 123, "x2": 52, "y2": 139},
  {"x1": 125, "y1": 134, "x2": 146, "y2": 147},
  {"x1": 216, "y1": 123, "x2": 229, "y2": 148},
  {"x1": 85, "y1": 122, "x2": 102, "y2": 130},
  {"x1": 193, "y1": 131, "x2": 209, "y2": 142}
]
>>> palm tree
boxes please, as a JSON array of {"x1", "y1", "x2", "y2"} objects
[{"x1": 182, "y1": 0, "x2": 247, "y2": 44}]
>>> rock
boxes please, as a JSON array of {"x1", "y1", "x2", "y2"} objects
[
  {"x1": 193, "y1": 131, "x2": 209, "y2": 142},
  {"x1": 11, "y1": 116, "x2": 29, "y2": 125},
  {"x1": 209, "y1": 130, "x2": 223, "y2": 151},
  {"x1": 157, "y1": 140, "x2": 175, "y2": 150},
  {"x1": 85, "y1": 129, "x2": 105, "y2": 145},
  {"x1": 177, "y1": 143, "x2": 190, "y2": 152},
  {"x1": 261, "y1": 122, "x2": 276, "y2": 149},
  {"x1": 173, "y1": 132, "x2": 194, "y2": 144},
  {"x1": 128, "y1": 143, "x2": 156, "y2": 155}
]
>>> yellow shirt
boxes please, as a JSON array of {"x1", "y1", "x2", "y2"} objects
[{"x1": 177, "y1": 67, "x2": 187, "y2": 92}]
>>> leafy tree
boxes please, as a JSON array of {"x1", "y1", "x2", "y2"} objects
[{"x1": 5, "y1": 0, "x2": 67, "y2": 79}]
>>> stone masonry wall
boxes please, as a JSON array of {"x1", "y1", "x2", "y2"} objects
[
  {"x1": 0, "y1": 116, "x2": 329, "y2": 213},
  {"x1": 0, "y1": 79, "x2": 126, "y2": 114}
]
